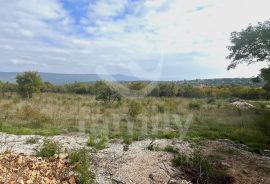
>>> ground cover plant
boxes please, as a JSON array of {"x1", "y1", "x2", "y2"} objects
[{"x1": 0, "y1": 92, "x2": 269, "y2": 154}]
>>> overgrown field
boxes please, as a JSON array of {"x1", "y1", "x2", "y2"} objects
[{"x1": 0, "y1": 93, "x2": 269, "y2": 154}]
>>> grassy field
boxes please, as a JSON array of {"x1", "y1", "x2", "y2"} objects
[{"x1": 0, "y1": 93, "x2": 269, "y2": 153}]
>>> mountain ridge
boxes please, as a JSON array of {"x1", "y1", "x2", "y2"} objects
[
  {"x1": 0, "y1": 72, "x2": 139, "y2": 84},
  {"x1": 0, "y1": 72, "x2": 261, "y2": 86}
]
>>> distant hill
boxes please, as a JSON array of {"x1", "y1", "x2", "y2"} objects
[
  {"x1": 0, "y1": 72, "x2": 263, "y2": 86},
  {"x1": 0, "y1": 72, "x2": 139, "y2": 84}
]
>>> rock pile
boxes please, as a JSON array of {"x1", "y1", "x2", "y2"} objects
[{"x1": 0, "y1": 153, "x2": 76, "y2": 184}]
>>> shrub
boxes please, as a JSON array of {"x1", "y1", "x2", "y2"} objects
[
  {"x1": 171, "y1": 150, "x2": 234, "y2": 183},
  {"x1": 16, "y1": 71, "x2": 42, "y2": 98},
  {"x1": 69, "y1": 148, "x2": 95, "y2": 184},
  {"x1": 37, "y1": 139, "x2": 61, "y2": 158},
  {"x1": 188, "y1": 101, "x2": 201, "y2": 110},
  {"x1": 128, "y1": 100, "x2": 143, "y2": 118},
  {"x1": 172, "y1": 152, "x2": 188, "y2": 166},
  {"x1": 191, "y1": 151, "x2": 214, "y2": 176},
  {"x1": 95, "y1": 81, "x2": 122, "y2": 103}
]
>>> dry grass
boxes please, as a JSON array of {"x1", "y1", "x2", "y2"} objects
[{"x1": 0, "y1": 93, "x2": 269, "y2": 154}]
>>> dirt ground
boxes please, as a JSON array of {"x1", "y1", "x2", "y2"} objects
[{"x1": 200, "y1": 140, "x2": 270, "y2": 184}]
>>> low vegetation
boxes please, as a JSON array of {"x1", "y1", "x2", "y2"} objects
[
  {"x1": 87, "y1": 134, "x2": 107, "y2": 150},
  {"x1": 163, "y1": 145, "x2": 179, "y2": 154},
  {"x1": 25, "y1": 137, "x2": 39, "y2": 144},
  {"x1": 69, "y1": 148, "x2": 95, "y2": 184},
  {"x1": 0, "y1": 92, "x2": 269, "y2": 154},
  {"x1": 36, "y1": 139, "x2": 62, "y2": 158},
  {"x1": 172, "y1": 150, "x2": 234, "y2": 184}
]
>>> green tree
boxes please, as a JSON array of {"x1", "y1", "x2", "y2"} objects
[
  {"x1": 16, "y1": 71, "x2": 43, "y2": 98},
  {"x1": 227, "y1": 20, "x2": 270, "y2": 91},
  {"x1": 95, "y1": 81, "x2": 122, "y2": 103}
]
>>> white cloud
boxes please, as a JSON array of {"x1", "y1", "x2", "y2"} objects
[
  {"x1": 87, "y1": 0, "x2": 128, "y2": 19},
  {"x1": 0, "y1": 0, "x2": 269, "y2": 79}
]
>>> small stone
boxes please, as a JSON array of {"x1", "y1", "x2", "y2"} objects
[
  {"x1": 69, "y1": 176, "x2": 76, "y2": 184},
  {"x1": 26, "y1": 180, "x2": 33, "y2": 184},
  {"x1": 168, "y1": 179, "x2": 178, "y2": 184},
  {"x1": 59, "y1": 153, "x2": 68, "y2": 160},
  {"x1": 220, "y1": 162, "x2": 230, "y2": 168},
  {"x1": 17, "y1": 155, "x2": 23, "y2": 164}
]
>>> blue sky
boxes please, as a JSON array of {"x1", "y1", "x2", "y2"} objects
[{"x1": 0, "y1": 0, "x2": 269, "y2": 80}]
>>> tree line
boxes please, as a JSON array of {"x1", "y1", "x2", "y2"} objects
[{"x1": 0, "y1": 71, "x2": 269, "y2": 100}]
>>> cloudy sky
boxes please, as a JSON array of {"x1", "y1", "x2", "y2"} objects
[{"x1": 0, "y1": 0, "x2": 269, "y2": 80}]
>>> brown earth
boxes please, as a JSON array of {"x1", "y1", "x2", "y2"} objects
[{"x1": 200, "y1": 140, "x2": 270, "y2": 184}]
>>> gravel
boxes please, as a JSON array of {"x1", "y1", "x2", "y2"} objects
[{"x1": 0, "y1": 132, "x2": 193, "y2": 184}]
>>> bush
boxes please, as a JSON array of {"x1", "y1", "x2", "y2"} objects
[
  {"x1": 188, "y1": 101, "x2": 201, "y2": 110},
  {"x1": 37, "y1": 139, "x2": 61, "y2": 158},
  {"x1": 171, "y1": 150, "x2": 234, "y2": 183},
  {"x1": 69, "y1": 148, "x2": 95, "y2": 184},
  {"x1": 172, "y1": 152, "x2": 188, "y2": 166},
  {"x1": 128, "y1": 100, "x2": 143, "y2": 118},
  {"x1": 95, "y1": 81, "x2": 122, "y2": 103},
  {"x1": 16, "y1": 71, "x2": 42, "y2": 98},
  {"x1": 191, "y1": 151, "x2": 214, "y2": 176}
]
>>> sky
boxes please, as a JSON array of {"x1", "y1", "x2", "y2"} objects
[{"x1": 0, "y1": 0, "x2": 269, "y2": 80}]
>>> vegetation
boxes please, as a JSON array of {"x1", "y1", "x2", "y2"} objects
[
  {"x1": 163, "y1": 145, "x2": 179, "y2": 154},
  {"x1": 95, "y1": 81, "x2": 122, "y2": 103},
  {"x1": 128, "y1": 100, "x2": 143, "y2": 118},
  {"x1": 25, "y1": 137, "x2": 39, "y2": 144},
  {"x1": 36, "y1": 139, "x2": 62, "y2": 158},
  {"x1": 69, "y1": 148, "x2": 95, "y2": 184},
  {"x1": 0, "y1": 93, "x2": 269, "y2": 154},
  {"x1": 87, "y1": 134, "x2": 107, "y2": 150},
  {"x1": 227, "y1": 20, "x2": 270, "y2": 92},
  {"x1": 16, "y1": 71, "x2": 43, "y2": 98},
  {"x1": 1, "y1": 77, "x2": 270, "y2": 100},
  {"x1": 172, "y1": 150, "x2": 234, "y2": 184}
]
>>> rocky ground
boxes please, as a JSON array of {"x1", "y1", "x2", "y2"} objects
[
  {"x1": 0, "y1": 153, "x2": 76, "y2": 184},
  {"x1": 0, "y1": 132, "x2": 270, "y2": 184}
]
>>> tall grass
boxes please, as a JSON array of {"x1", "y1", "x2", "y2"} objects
[{"x1": 0, "y1": 93, "x2": 269, "y2": 153}]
